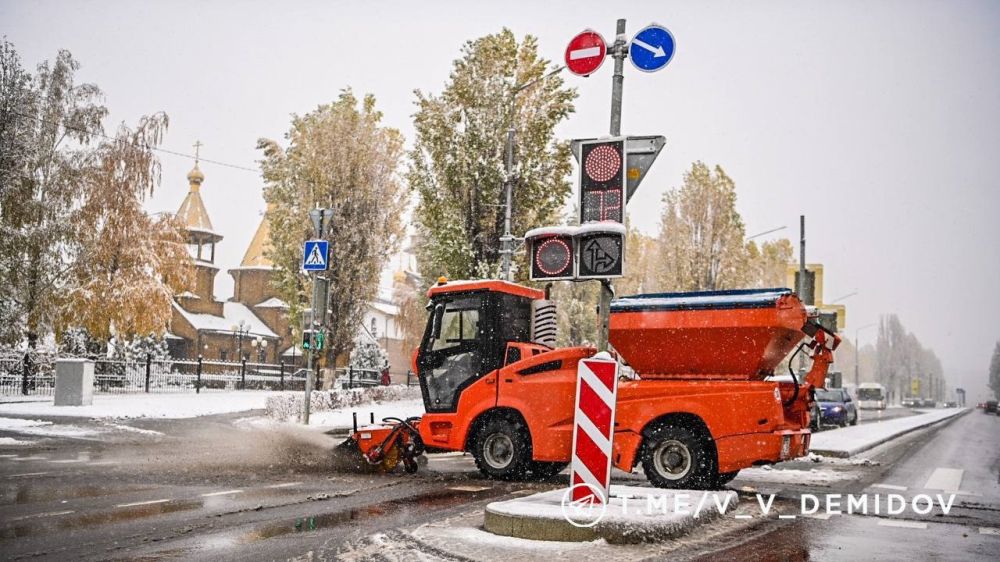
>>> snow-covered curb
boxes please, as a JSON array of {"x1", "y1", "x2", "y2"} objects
[
  {"x1": 0, "y1": 391, "x2": 273, "y2": 419},
  {"x1": 264, "y1": 385, "x2": 421, "y2": 422},
  {"x1": 810, "y1": 408, "x2": 967, "y2": 457},
  {"x1": 485, "y1": 485, "x2": 737, "y2": 543}
]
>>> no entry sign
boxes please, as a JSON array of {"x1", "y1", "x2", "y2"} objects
[
  {"x1": 565, "y1": 30, "x2": 607, "y2": 76},
  {"x1": 570, "y1": 353, "x2": 619, "y2": 503}
]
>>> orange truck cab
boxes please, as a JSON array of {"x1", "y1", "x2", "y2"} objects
[{"x1": 413, "y1": 279, "x2": 838, "y2": 488}]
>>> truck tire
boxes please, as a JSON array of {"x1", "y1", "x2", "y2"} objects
[
  {"x1": 529, "y1": 461, "x2": 568, "y2": 480},
  {"x1": 641, "y1": 424, "x2": 715, "y2": 489},
  {"x1": 471, "y1": 416, "x2": 532, "y2": 480}
]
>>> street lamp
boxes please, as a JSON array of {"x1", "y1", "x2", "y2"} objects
[
  {"x1": 500, "y1": 65, "x2": 566, "y2": 281},
  {"x1": 250, "y1": 336, "x2": 268, "y2": 363},
  {"x1": 747, "y1": 225, "x2": 787, "y2": 241},
  {"x1": 231, "y1": 320, "x2": 249, "y2": 362},
  {"x1": 854, "y1": 322, "x2": 877, "y2": 387}
]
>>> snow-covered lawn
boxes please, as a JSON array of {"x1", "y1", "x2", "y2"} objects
[
  {"x1": 0, "y1": 391, "x2": 273, "y2": 420},
  {"x1": 0, "y1": 416, "x2": 100, "y2": 438},
  {"x1": 810, "y1": 407, "x2": 965, "y2": 457}
]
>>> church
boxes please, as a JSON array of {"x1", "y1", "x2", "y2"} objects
[{"x1": 166, "y1": 157, "x2": 416, "y2": 378}]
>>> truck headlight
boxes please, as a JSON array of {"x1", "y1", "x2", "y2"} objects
[{"x1": 832, "y1": 406, "x2": 843, "y2": 413}]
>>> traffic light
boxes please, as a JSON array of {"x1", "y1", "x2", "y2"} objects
[
  {"x1": 526, "y1": 227, "x2": 575, "y2": 281},
  {"x1": 314, "y1": 330, "x2": 325, "y2": 351},
  {"x1": 301, "y1": 329, "x2": 312, "y2": 350},
  {"x1": 576, "y1": 223, "x2": 625, "y2": 279},
  {"x1": 579, "y1": 137, "x2": 626, "y2": 224}
]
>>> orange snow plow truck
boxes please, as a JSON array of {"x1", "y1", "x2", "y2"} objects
[{"x1": 341, "y1": 279, "x2": 839, "y2": 489}]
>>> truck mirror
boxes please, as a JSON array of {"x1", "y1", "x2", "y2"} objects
[{"x1": 431, "y1": 304, "x2": 444, "y2": 339}]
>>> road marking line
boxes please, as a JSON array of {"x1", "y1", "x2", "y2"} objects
[
  {"x1": 980, "y1": 527, "x2": 1000, "y2": 535},
  {"x1": 201, "y1": 489, "x2": 243, "y2": 497},
  {"x1": 116, "y1": 499, "x2": 170, "y2": 508},
  {"x1": 448, "y1": 485, "x2": 491, "y2": 492},
  {"x1": 0, "y1": 454, "x2": 19, "y2": 458},
  {"x1": 6, "y1": 472, "x2": 51, "y2": 477},
  {"x1": 923, "y1": 468, "x2": 963, "y2": 491},
  {"x1": 87, "y1": 461, "x2": 118, "y2": 466},
  {"x1": 6, "y1": 510, "x2": 75, "y2": 521},
  {"x1": 778, "y1": 514, "x2": 797, "y2": 519},
  {"x1": 265, "y1": 482, "x2": 302, "y2": 489},
  {"x1": 734, "y1": 514, "x2": 752, "y2": 519},
  {"x1": 48, "y1": 458, "x2": 84, "y2": 464},
  {"x1": 877, "y1": 519, "x2": 927, "y2": 529},
  {"x1": 871, "y1": 483, "x2": 908, "y2": 491},
  {"x1": 804, "y1": 513, "x2": 831, "y2": 520},
  {"x1": 12, "y1": 456, "x2": 47, "y2": 461}
]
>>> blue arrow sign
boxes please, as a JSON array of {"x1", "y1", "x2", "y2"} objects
[
  {"x1": 629, "y1": 24, "x2": 675, "y2": 73},
  {"x1": 302, "y1": 239, "x2": 329, "y2": 271}
]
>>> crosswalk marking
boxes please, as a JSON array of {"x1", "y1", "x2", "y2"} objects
[
  {"x1": 871, "y1": 483, "x2": 908, "y2": 491},
  {"x1": 980, "y1": 527, "x2": 1000, "y2": 536},
  {"x1": 6, "y1": 510, "x2": 75, "y2": 521},
  {"x1": 877, "y1": 519, "x2": 927, "y2": 529},
  {"x1": 265, "y1": 482, "x2": 302, "y2": 489},
  {"x1": 923, "y1": 468, "x2": 963, "y2": 491}
]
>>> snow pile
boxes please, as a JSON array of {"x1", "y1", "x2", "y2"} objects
[
  {"x1": 264, "y1": 384, "x2": 421, "y2": 422},
  {"x1": 810, "y1": 407, "x2": 966, "y2": 457},
  {"x1": 0, "y1": 417, "x2": 100, "y2": 438},
  {"x1": 0, "y1": 391, "x2": 273, "y2": 419},
  {"x1": 0, "y1": 436, "x2": 36, "y2": 446},
  {"x1": 738, "y1": 466, "x2": 860, "y2": 485}
]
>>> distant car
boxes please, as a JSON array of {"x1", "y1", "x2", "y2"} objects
[
  {"x1": 901, "y1": 397, "x2": 919, "y2": 407},
  {"x1": 816, "y1": 388, "x2": 858, "y2": 427},
  {"x1": 919, "y1": 399, "x2": 937, "y2": 408},
  {"x1": 944, "y1": 401, "x2": 957, "y2": 408},
  {"x1": 985, "y1": 400, "x2": 998, "y2": 414}
]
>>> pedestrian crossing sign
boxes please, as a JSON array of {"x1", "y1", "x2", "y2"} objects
[{"x1": 302, "y1": 240, "x2": 329, "y2": 271}]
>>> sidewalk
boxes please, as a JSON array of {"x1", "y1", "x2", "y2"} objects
[
  {"x1": 0, "y1": 391, "x2": 275, "y2": 420},
  {"x1": 810, "y1": 408, "x2": 967, "y2": 457}
]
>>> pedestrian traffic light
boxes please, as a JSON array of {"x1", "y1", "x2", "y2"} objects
[
  {"x1": 301, "y1": 329, "x2": 312, "y2": 351},
  {"x1": 526, "y1": 226, "x2": 575, "y2": 281},
  {"x1": 576, "y1": 223, "x2": 625, "y2": 280},
  {"x1": 315, "y1": 330, "x2": 325, "y2": 351},
  {"x1": 579, "y1": 137, "x2": 626, "y2": 224}
]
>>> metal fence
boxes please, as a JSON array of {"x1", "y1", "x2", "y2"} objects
[{"x1": 0, "y1": 353, "x2": 305, "y2": 397}]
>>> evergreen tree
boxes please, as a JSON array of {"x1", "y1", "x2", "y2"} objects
[{"x1": 349, "y1": 334, "x2": 388, "y2": 371}]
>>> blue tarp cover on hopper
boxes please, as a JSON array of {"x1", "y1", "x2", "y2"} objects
[{"x1": 611, "y1": 288, "x2": 793, "y2": 313}]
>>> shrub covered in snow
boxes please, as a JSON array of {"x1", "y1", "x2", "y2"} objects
[{"x1": 264, "y1": 384, "x2": 421, "y2": 421}]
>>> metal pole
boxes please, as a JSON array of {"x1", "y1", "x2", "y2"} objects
[
  {"x1": 597, "y1": 18, "x2": 627, "y2": 353},
  {"x1": 854, "y1": 329, "x2": 860, "y2": 388},
  {"x1": 240, "y1": 358, "x2": 247, "y2": 390},
  {"x1": 303, "y1": 213, "x2": 326, "y2": 424},
  {"x1": 145, "y1": 353, "x2": 152, "y2": 393},
  {"x1": 501, "y1": 128, "x2": 515, "y2": 281},
  {"x1": 279, "y1": 361, "x2": 285, "y2": 391},
  {"x1": 196, "y1": 355, "x2": 202, "y2": 394},
  {"x1": 797, "y1": 215, "x2": 806, "y2": 373}
]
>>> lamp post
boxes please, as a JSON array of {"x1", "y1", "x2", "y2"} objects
[
  {"x1": 231, "y1": 320, "x2": 249, "y2": 362},
  {"x1": 854, "y1": 322, "x2": 877, "y2": 387},
  {"x1": 250, "y1": 336, "x2": 268, "y2": 363},
  {"x1": 499, "y1": 65, "x2": 566, "y2": 281}
]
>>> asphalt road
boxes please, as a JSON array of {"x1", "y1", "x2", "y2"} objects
[{"x1": 2, "y1": 409, "x2": 997, "y2": 561}]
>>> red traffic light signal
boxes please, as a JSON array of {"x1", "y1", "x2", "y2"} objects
[
  {"x1": 579, "y1": 138, "x2": 625, "y2": 224},
  {"x1": 526, "y1": 226, "x2": 575, "y2": 281}
]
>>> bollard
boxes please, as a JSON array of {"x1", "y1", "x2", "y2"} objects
[
  {"x1": 240, "y1": 359, "x2": 247, "y2": 390},
  {"x1": 370, "y1": 412, "x2": 375, "y2": 424},
  {"x1": 279, "y1": 361, "x2": 285, "y2": 391},
  {"x1": 349, "y1": 367, "x2": 354, "y2": 389},
  {"x1": 196, "y1": 355, "x2": 203, "y2": 394},
  {"x1": 21, "y1": 354, "x2": 30, "y2": 395},
  {"x1": 352, "y1": 412, "x2": 358, "y2": 433},
  {"x1": 144, "y1": 353, "x2": 152, "y2": 393}
]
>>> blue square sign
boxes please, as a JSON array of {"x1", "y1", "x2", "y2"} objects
[{"x1": 302, "y1": 240, "x2": 329, "y2": 271}]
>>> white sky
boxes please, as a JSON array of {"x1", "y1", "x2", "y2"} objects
[{"x1": 3, "y1": 0, "x2": 998, "y2": 401}]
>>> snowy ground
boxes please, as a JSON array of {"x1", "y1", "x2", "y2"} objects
[
  {"x1": 0, "y1": 390, "x2": 272, "y2": 420},
  {"x1": 810, "y1": 407, "x2": 966, "y2": 457},
  {"x1": 308, "y1": 398, "x2": 425, "y2": 430}
]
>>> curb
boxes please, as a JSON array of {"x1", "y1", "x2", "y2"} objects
[{"x1": 810, "y1": 409, "x2": 968, "y2": 458}]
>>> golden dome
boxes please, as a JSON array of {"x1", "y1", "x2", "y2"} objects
[{"x1": 187, "y1": 163, "x2": 205, "y2": 185}]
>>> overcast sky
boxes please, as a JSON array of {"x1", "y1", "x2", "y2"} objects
[{"x1": 3, "y1": 0, "x2": 998, "y2": 401}]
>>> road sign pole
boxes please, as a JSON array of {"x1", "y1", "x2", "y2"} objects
[
  {"x1": 501, "y1": 127, "x2": 515, "y2": 281},
  {"x1": 597, "y1": 19, "x2": 627, "y2": 353},
  {"x1": 302, "y1": 209, "x2": 332, "y2": 424}
]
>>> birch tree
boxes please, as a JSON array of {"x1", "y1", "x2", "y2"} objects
[
  {"x1": 62, "y1": 113, "x2": 193, "y2": 340},
  {"x1": 409, "y1": 29, "x2": 576, "y2": 284},
  {"x1": 259, "y1": 91, "x2": 407, "y2": 364}
]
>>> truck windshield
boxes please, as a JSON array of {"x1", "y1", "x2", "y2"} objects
[
  {"x1": 815, "y1": 390, "x2": 843, "y2": 402},
  {"x1": 419, "y1": 295, "x2": 484, "y2": 412},
  {"x1": 858, "y1": 388, "x2": 884, "y2": 400}
]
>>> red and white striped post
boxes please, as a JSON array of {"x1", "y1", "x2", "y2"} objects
[{"x1": 570, "y1": 352, "x2": 620, "y2": 503}]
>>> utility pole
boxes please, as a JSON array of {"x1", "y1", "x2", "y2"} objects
[
  {"x1": 302, "y1": 208, "x2": 332, "y2": 425},
  {"x1": 595, "y1": 18, "x2": 628, "y2": 353}
]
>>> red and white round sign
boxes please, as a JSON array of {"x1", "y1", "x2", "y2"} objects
[{"x1": 564, "y1": 30, "x2": 607, "y2": 76}]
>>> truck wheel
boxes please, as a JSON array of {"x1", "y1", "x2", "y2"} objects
[
  {"x1": 641, "y1": 424, "x2": 715, "y2": 489},
  {"x1": 471, "y1": 417, "x2": 531, "y2": 480},
  {"x1": 529, "y1": 461, "x2": 568, "y2": 480},
  {"x1": 850, "y1": 412, "x2": 858, "y2": 426}
]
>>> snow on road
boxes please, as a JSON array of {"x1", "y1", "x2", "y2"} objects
[
  {"x1": 0, "y1": 391, "x2": 273, "y2": 420},
  {"x1": 0, "y1": 417, "x2": 100, "y2": 438},
  {"x1": 737, "y1": 466, "x2": 861, "y2": 485},
  {"x1": 810, "y1": 408, "x2": 966, "y2": 457}
]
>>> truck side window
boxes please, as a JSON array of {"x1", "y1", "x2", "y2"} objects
[{"x1": 431, "y1": 300, "x2": 480, "y2": 351}]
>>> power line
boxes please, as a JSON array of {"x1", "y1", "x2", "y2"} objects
[{"x1": 10, "y1": 110, "x2": 260, "y2": 173}]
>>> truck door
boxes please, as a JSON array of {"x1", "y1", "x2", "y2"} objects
[{"x1": 417, "y1": 294, "x2": 489, "y2": 413}]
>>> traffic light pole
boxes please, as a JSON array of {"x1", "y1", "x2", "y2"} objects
[
  {"x1": 302, "y1": 208, "x2": 332, "y2": 425},
  {"x1": 597, "y1": 18, "x2": 628, "y2": 353}
]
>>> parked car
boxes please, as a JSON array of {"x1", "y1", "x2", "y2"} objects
[
  {"x1": 985, "y1": 400, "x2": 998, "y2": 414},
  {"x1": 815, "y1": 388, "x2": 858, "y2": 427}
]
